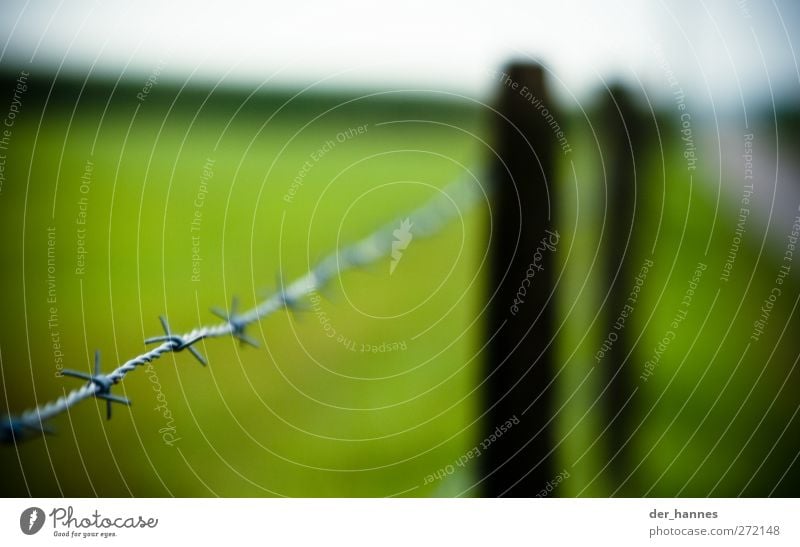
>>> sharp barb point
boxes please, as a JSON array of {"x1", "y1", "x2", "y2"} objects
[
  {"x1": 210, "y1": 307, "x2": 228, "y2": 320},
  {"x1": 188, "y1": 345, "x2": 208, "y2": 366},
  {"x1": 238, "y1": 334, "x2": 259, "y2": 348}
]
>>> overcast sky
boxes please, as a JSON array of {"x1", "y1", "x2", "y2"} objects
[{"x1": 1, "y1": 0, "x2": 798, "y2": 108}]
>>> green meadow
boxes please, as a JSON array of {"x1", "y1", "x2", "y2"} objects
[
  {"x1": 0, "y1": 80, "x2": 488, "y2": 496},
  {"x1": 1, "y1": 76, "x2": 797, "y2": 496}
]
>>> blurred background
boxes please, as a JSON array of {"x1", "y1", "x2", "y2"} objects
[{"x1": 0, "y1": 0, "x2": 798, "y2": 497}]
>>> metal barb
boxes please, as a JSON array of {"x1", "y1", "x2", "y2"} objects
[
  {"x1": 211, "y1": 297, "x2": 259, "y2": 347},
  {"x1": 62, "y1": 350, "x2": 132, "y2": 420},
  {"x1": 144, "y1": 316, "x2": 208, "y2": 366}
]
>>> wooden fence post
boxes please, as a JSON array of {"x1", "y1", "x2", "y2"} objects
[
  {"x1": 599, "y1": 84, "x2": 646, "y2": 492},
  {"x1": 483, "y1": 62, "x2": 559, "y2": 496}
]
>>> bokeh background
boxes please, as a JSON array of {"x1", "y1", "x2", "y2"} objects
[{"x1": 0, "y1": 0, "x2": 799, "y2": 497}]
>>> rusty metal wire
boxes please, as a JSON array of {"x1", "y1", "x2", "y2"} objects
[{"x1": 1, "y1": 172, "x2": 486, "y2": 443}]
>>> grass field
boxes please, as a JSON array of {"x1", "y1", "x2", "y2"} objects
[
  {"x1": 555, "y1": 112, "x2": 800, "y2": 496},
  {"x1": 0, "y1": 79, "x2": 489, "y2": 496},
  {"x1": 1, "y1": 76, "x2": 797, "y2": 497}
]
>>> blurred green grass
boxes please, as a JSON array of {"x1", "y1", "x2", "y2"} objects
[
  {"x1": 0, "y1": 81, "x2": 489, "y2": 496},
  {"x1": 1, "y1": 76, "x2": 797, "y2": 497},
  {"x1": 555, "y1": 112, "x2": 800, "y2": 497}
]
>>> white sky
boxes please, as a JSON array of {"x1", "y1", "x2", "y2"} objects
[{"x1": 1, "y1": 0, "x2": 798, "y2": 108}]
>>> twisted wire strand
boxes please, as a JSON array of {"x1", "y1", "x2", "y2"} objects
[{"x1": 1, "y1": 172, "x2": 486, "y2": 443}]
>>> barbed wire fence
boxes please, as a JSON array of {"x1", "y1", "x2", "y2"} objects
[{"x1": 1, "y1": 171, "x2": 488, "y2": 444}]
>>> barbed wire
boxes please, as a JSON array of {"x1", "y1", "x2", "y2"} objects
[{"x1": 1, "y1": 171, "x2": 487, "y2": 443}]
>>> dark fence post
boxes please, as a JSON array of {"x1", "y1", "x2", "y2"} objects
[
  {"x1": 599, "y1": 84, "x2": 646, "y2": 492},
  {"x1": 483, "y1": 62, "x2": 559, "y2": 496}
]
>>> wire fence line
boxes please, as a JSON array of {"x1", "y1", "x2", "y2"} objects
[{"x1": 1, "y1": 171, "x2": 487, "y2": 443}]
